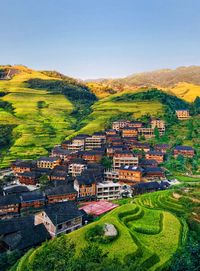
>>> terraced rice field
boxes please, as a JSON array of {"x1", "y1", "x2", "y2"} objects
[
  {"x1": 14, "y1": 190, "x2": 190, "y2": 271},
  {"x1": 72, "y1": 99, "x2": 164, "y2": 136},
  {"x1": 0, "y1": 71, "x2": 76, "y2": 167},
  {"x1": 0, "y1": 69, "x2": 165, "y2": 167}
]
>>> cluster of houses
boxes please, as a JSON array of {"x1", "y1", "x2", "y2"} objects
[{"x1": 0, "y1": 113, "x2": 195, "y2": 253}]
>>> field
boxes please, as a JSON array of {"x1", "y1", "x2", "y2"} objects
[
  {"x1": 12, "y1": 187, "x2": 200, "y2": 271},
  {"x1": 0, "y1": 69, "x2": 76, "y2": 167},
  {"x1": 69, "y1": 97, "x2": 164, "y2": 137},
  {"x1": 170, "y1": 82, "x2": 200, "y2": 102},
  {"x1": 0, "y1": 68, "x2": 164, "y2": 167}
]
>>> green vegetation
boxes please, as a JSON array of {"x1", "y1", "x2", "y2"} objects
[
  {"x1": 26, "y1": 78, "x2": 97, "y2": 128},
  {"x1": 13, "y1": 185, "x2": 200, "y2": 271},
  {"x1": 85, "y1": 224, "x2": 117, "y2": 244},
  {"x1": 0, "y1": 66, "x2": 199, "y2": 169}
]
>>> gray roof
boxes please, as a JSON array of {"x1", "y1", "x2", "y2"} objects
[
  {"x1": 45, "y1": 184, "x2": 77, "y2": 196},
  {"x1": 0, "y1": 216, "x2": 34, "y2": 235},
  {"x1": 44, "y1": 201, "x2": 83, "y2": 225},
  {"x1": 0, "y1": 195, "x2": 20, "y2": 206},
  {"x1": 37, "y1": 156, "x2": 60, "y2": 162},
  {"x1": 2, "y1": 224, "x2": 50, "y2": 250},
  {"x1": 20, "y1": 191, "x2": 45, "y2": 202}
]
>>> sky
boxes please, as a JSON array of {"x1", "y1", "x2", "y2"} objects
[{"x1": 1, "y1": 0, "x2": 200, "y2": 79}]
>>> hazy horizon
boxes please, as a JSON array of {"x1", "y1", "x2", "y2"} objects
[{"x1": 1, "y1": 0, "x2": 200, "y2": 79}]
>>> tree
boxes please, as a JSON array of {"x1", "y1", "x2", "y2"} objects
[
  {"x1": 154, "y1": 127, "x2": 160, "y2": 140},
  {"x1": 100, "y1": 156, "x2": 112, "y2": 170},
  {"x1": 38, "y1": 174, "x2": 49, "y2": 190},
  {"x1": 28, "y1": 236, "x2": 76, "y2": 271}
]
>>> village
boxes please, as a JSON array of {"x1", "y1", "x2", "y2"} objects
[{"x1": 0, "y1": 109, "x2": 195, "y2": 253}]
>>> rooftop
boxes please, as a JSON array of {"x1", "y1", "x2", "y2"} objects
[
  {"x1": 0, "y1": 194, "x2": 20, "y2": 206},
  {"x1": 68, "y1": 158, "x2": 87, "y2": 165},
  {"x1": 119, "y1": 165, "x2": 142, "y2": 172},
  {"x1": 146, "y1": 151, "x2": 164, "y2": 156},
  {"x1": 37, "y1": 156, "x2": 60, "y2": 162},
  {"x1": 144, "y1": 167, "x2": 164, "y2": 173},
  {"x1": 97, "y1": 181, "x2": 121, "y2": 188},
  {"x1": 12, "y1": 160, "x2": 36, "y2": 168},
  {"x1": 3, "y1": 185, "x2": 30, "y2": 195},
  {"x1": 140, "y1": 159, "x2": 158, "y2": 165},
  {"x1": 0, "y1": 215, "x2": 34, "y2": 235},
  {"x1": 174, "y1": 145, "x2": 194, "y2": 151},
  {"x1": 2, "y1": 223, "x2": 50, "y2": 250},
  {"x1": 76, "y1": 175, "x2": 96, "y2": 185},
  {"x1": 45, "y1": 184, "x2": 77, "y2": 196},
  {"x1": 20, "y1": 191, "x2": 45, "y2": 202},
  {"x1": 43, "y1": 201, "x2": 83, "y2": 225}
]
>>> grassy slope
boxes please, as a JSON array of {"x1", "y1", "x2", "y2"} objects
[
  {"x1": 0, "y1": 66, "x2": 200, "y2": 167},
  {"x1": 68, "y1": 92, "x2": 164, "y2": 137},
  {"x1": 170, "y1": 82, "x2": 200, "y2": 102},
  {"x1": 0, "y1": 68, "x2": 75, "y2": 167},
  {"x1": 13, "y1": 189, "x2": 197, "y2": 271}
]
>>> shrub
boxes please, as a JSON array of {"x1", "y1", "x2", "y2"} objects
[{"x1": 85, "y1": 224, "x2": 117, "y2": 244}]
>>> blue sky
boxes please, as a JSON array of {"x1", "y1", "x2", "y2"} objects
[{"x1": 1, "y1": 0, "x2": 200, "y2": 79}]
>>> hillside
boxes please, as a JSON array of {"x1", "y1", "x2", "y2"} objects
[
  {"x1": 88, "y1": 66, "x2": 200, "y2": 101},
  {"x1": 0, "y1": 66, "x2": 95, "y2": 167},
  {"x1": 0, "y1": 65, "x2": 200, "y2": 168},
  {"x1": 11, "y1": 184, "x2": 200, "y2": 271}
]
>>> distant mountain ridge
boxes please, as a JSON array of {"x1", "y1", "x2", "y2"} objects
[
  {"x1": 90, "y1": 66, "x2": 200, "y2": 86},
  {"x1": 87, "y1": 66, "x2": 200, "y2": 101}
]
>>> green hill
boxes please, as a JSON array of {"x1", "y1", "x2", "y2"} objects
[
  {"x1": 0, "y1": 65, "x2": 200, "y2": 168},
  {"x1": 11, "y1": 185, "x2": 200, "y2": 271},
  {"x1": 0, "y1": 66, "x2": 96, "y2": 167}
]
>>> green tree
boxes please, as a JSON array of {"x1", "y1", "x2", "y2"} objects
[
  {"x1": 100, "y1": 156, "x2": 112, "y2": 170},
  {"x1": 38, "y1": 174, "x2": 49, "y2": 190},
  {"x1": 154, "y1": 127, "x2": 160, "y2": 140}
]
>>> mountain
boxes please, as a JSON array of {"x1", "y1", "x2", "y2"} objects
[
  {"x1": 87, "y1": 66, "x2": 200, "y2": 101},
  {"x1": 0, "y1": 65, "x2": 199, "y2": 167}
]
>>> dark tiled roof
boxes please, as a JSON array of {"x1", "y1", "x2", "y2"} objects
[
  {"x1": 82, "y1": 150, "x2": 103, "y2": 155},
  {"x1": 0, "y1": 216, "x2": 34, "y2": 235},
  {"x1": 133, "y1": 181, "x2": 161, "y2": 190},
  {"x1": 53, "y1": 165, "x2": 68, "y2": 172},
  {"x1": 144, "y1": 167, "x2": 164, "y2": 173},
  {"x1": 20, "y1": 191, "x2": 45, "y2": 202},
  {"x1": 68, "y1": 158, "x2": 87, "y2": 165},
  {"x1": 44, "y1": 201, "x2": 83, "y2": 225},
  {"x1": 12, "y1": 160, "x2": 36, "y2": 168},
  {"x1": 87, "y1": 163, "x2": 104, "y2": 170},
  {"x1": 52, "y1": 146, "x2": 73, "y2": 155},
  {"x1": 140, "y1": 159, "x2": 158, "y2": 166},
  {"x1": 37, "y1": 156, "x2": 60, "y2": 162},
  {"x1": 93, "y1": 132, "x2": 106, "y2": 136},
  {"x1": 73, "y1": 134, "x2": 89, "y2": 139},
  {"x1": 132, "y1": 142, "x2": 150, "y2": 147},
  {"x1": 114, "y1": 150, "x2": 133, "y2": 155},
  {"x1": 146, "y1": 151, "x2": 164, "y2": 156},
  {"x1": 45, "y1": 184, "x2": 77, "y2": 196},
  {"x1": 174, "y1": 145, "x2": 194, "y2": 151},
  {"x1": 155, "y1": 144, "x2": 170, "y2": 148},
  {"x1": 3, "y1": 185, "x2": 30, "y2": 195},
  {"x1": 35, "y1": 168, "x2": 52, "y2": 175},
  {"x1": 119, "y1": 165, "x2": 142, "y2": 172},
  {"x1": 62, "y1": 140, "x2": 71, "y2": 144},
  {"x1": 18, "y1": 171, "x2": 40, "y2": 178},
  {"x1": 0, "y1": 195, "x2": 20, "y2": 206},
  {"x1": 107, "y1": 145, "x2": 124, "y2": 149},
  {"x1": 2, "y1": 224, "x2": 50, "y2": 250},
  {"x1": 76, "y1": 175, "x2": 96, "y2": 185},
  {"x1": 50, "y1": 170, "x2": 68, "y2": 178}
]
